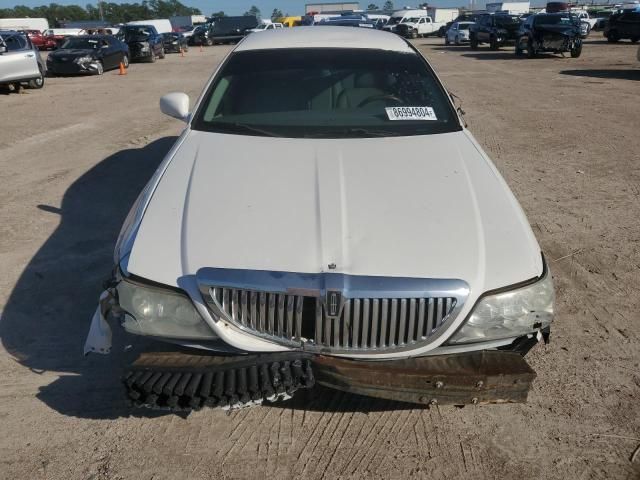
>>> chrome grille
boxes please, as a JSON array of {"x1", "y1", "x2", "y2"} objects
[
  {"x1": 318, "y1": 297, "x2": 456, "y2": 350},
  {"x1": 206, "y1": 287, "x2": 457, "y2": 353},
  {"x1": 210, "y1": 288, "x2": 304, "y2": 346}
]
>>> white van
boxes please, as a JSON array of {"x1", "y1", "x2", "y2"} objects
[
  {"x1": 383, "y1": 9, "x2": 429, "y2": 32},
  {"x1": 0, "y1": 17, "x2": 49, "y2": 32}
]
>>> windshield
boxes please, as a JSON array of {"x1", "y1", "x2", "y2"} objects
[
  {"x1": 119, "y1": 26, "x2": 151, "y2": 41},
  {"x1": 458, "y1": 23, "x2": 471, "y2": 30},
  {"x1": 61, "y1": 37, "x2": 101, "y2": 49},
  {"x1": 388, "y1": 16, "x2": 403, "y2": 25},
  {"x1": 494, "y1": 15, "x2": 521, "y2": 26},
  {"x1": 534, "y1": 14, "x2": 576, "y2": 25},
  {"x1": 193, "y1": 48, "x2": 460, "y2": 139}
]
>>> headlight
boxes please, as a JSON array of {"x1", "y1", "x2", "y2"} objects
[
  {"x1": 74, "y1": 55, "x2": 94, "y2": 64},
  {"x1": 117, "y1": 279, "x2": 216, "y2": 340},
  {"x1": 447, "y1": 268, "x2": 554, "y2": 345}
]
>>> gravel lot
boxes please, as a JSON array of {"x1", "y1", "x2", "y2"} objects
[{"x1": 1, "y1": 36, "x2": 639, "y2": 480}]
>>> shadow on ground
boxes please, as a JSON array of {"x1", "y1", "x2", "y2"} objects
[
  {"x1": 559, "y1": 68, "x2": 640, "y2": 81},
  {"x1": 0, "y1": 135, "x2": 412, "y2": 419},
  {"x1": 0, "y1": 137, "x2": 177, "y2": 419}
]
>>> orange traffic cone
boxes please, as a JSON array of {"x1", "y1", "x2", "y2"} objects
[{"x1": 118, "y1": 61, "x2": 126, "y2": 75}]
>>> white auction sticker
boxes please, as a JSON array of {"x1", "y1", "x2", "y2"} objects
[{"x1": 385, "y1": 106, "x2": 438, "y2": 121}]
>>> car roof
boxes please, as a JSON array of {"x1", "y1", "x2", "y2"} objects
[{"x1": 235, "y1": 26, "x2": 413, "y2": 53}]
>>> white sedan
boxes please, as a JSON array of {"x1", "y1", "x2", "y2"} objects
[
  {"x1": 86, "y1": 27, "x2": 554, "y2": 410},
  {"x1": 445, "y1": 21, "x2": 475, "y2": 45}
]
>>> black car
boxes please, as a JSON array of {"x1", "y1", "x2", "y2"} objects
[
  {"x1": 188, "y1": 25, "x2": 209, "y2": 46},
  {"x1": 516, "y1": 13, "x2": 583, "y2": 58},
  {"x1": 604, "y1": 9, "x2": 640, "y2": 43},
  {"x1": 191, "y1": 16, "x2": 259, "y2": 45},
  {"x1": 47, "y1": 35, "x2": 129, "y2": 75},
  {"x1": 162, "y1": 32, "x2": 188, "y2": 53},
  {"x1": 470, "y1": 13, "x2": 522, "y2": 50},
  {"x1": 117, "y1": 25, "x2": 165, "y2": 62}
]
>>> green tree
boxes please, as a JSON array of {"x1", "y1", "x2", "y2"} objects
[
  {"x1": 271, "y1": 8, "x2": 283, "y2": 20},
  {"x1": 211, "y1": 10, "x2": 225, "y2": 17},
  {"x1": 383, "y1": 1, "x2": 394, "y2": 11},
  {"x1": 244, "y1": 5, "x2": 261, "y2": 19},
  {"x1": 367, "y1": 3, "x2": 379, "y2": 10}
]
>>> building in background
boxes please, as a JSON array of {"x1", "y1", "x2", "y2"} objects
[{"x1": 305, "y1": 2, "x2": 360, "y2": 14}]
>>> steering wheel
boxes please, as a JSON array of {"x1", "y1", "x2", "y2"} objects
[{"x1": 357, "y1": 94, "x2": 405, "y2": 108}]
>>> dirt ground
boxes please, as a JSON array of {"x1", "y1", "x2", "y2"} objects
[{"x1": 0, "y1": 35, "x2": 639, "y2": 480}]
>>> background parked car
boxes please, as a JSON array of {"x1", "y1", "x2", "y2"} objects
[
  {"x1": 0, "y1": 30, "x2": 46, "y2": 89},
  {"x1": 47, "y1": 35, "x2": 129, "y2": 76},
  {"x1": 23, "y1": 29, "x2": 55, "y2": 50},
  {"x1": 516, "y1": 13, "x2": 583, "y2": 58},
  {"x1": 470, "y1": 13, "x2": 522, "y2": 50},
  {"x1": 162, "y1": 32, "x2": 188, "y2": 53},
  {"x1": 604, "y1": 9, "x2": 640, "y2": 43},
  {"x1": 445, "y1": 21, "x2": 475, "y2": 45},
  {"x1": 117, "y1": 24, "x2": 164, "y2": 62},
  {"x1": 248, "y1": 23, "x2": 284, "y2": 33},
  {"x1": 42, "y1": 28, "x2": 82, "y2": 49}
]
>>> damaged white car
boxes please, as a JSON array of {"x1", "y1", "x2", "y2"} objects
[{"x1": 86, "y1": 27, "x2": 554, "y2": 411}]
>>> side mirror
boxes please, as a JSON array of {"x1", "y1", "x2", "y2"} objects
[{"x1": 160, "y1": 92, "x2": 190, "y2": 121}]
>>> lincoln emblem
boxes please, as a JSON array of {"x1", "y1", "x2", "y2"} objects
[{"x1": 326, "y1": 291, "x2": 342, "y2": 318}]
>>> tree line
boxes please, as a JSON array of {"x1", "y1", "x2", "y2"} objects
[{"x1": 0, "y1": 0, "x2": 200, "y2": 27}]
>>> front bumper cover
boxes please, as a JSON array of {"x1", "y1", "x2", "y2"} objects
[{"x1": 123, "y1": 348, "x2": 537, "y2": 411}]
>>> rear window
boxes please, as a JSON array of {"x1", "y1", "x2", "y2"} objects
[{"x1": 193, "y1": 48, "x2": 460, "y2": 139}]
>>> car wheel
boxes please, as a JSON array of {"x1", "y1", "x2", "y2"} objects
[
  {"x1": 470, "y1": 35, "x2": 478, "y2": 50},
  {"x1": 122, "y1": 54, "x2": 129, "y2": 68},
  {"x1": 411, "y1": 30, "x2": 418, "y2": 39},
  {"x1": 515, "y1": 42, "x2": 523, "y2": 56},
  {"x1": 183, "y1": 44, "x2": 189, "y2": 52},
  {"x1": 150, "y1": 50, "x2": 157, "y2": 63},
  {"x1": 205, "y1": 38, "x2": 213, "y2": 46},
  {"x1": 445, "y1": 35, "x2": 450, "y2": 45},
  {"x1": 607, "y1": 31, "x2": 619, "y2": 42},
  {"x1": 455, "y1": 35, "x2": 460, "y2": 46},
  {"x1": 489, "y1": 36, "x2": 499, "y2": 50},
  {"x1": 570, "y1": 42, "x2": 582, "y2": 58},
  {"x1": 96, "y1": 61, "x2": 104, "y2": 75},
  {"x1": 527, "y1": 39, "x2": 536, "y2": 58},
  {"x1": 159, "y1": 47, "x2": 165, "y2": 59},
  {"x1": 28, "y1": 71, "x2": 45, "y2": 89}
]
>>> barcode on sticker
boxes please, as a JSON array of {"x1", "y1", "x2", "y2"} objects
[{"x1": 386, "y1": 107, "x2": 437, "y2": 121}]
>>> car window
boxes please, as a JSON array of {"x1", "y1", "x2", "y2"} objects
[
  {"x1": 3, "y1": 34, "x2": 28, "y2": 51},
  {"x1": 193, "y1": 48, "x2": 460, "y2": 139},
  {"x1": 458, "y1": 23, "x2": 471, "y2": 30},
  {"x1": 61, "y1": 37, "x2": 101, "y2": 49},
  {"x1": 494, "y1": 16, "x2": 520, "y2": 26}
]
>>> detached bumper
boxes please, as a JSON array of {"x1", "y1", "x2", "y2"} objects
[{"x1": 122, "y1": 349, "x2": 537, "y2": 411}]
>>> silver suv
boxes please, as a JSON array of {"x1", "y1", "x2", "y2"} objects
[{"x1": 0, "y1": 30, "x2": 46, "y2": 89}]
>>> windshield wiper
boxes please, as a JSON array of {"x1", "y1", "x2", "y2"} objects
[{"x1": 219, "y1": 122, "x2": 283, "y2": 138}]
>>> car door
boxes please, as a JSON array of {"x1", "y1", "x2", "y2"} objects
[
  {"x1": 0, "y1": 33, "x2": 39, "y2": 83},
  {"x1": 477, "y1": 16, "x2": 490, "y2": 42},
  {"x1": 448, "y1": 23, "x2": 457, "y2": 41}
]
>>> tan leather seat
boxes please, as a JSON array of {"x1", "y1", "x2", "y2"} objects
[{"x1": 336, "y1": 73, "x2": 386, "y2": 109}]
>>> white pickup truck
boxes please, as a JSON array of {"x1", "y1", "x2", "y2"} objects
[{"x1": 396, "y1": 15, "x2": 445, "y2": 38}]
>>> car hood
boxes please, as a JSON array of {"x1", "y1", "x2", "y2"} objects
[
  {"x1": 50, "y1": 49, "x2": 96, "y2": 58},
  {"x1": 128, "y1": 130, "x2": 542, "y2": 293}
]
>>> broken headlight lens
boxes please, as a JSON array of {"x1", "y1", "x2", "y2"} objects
[
  {"x1": 117, "y1": 279, "x2": 217, "y2": 340},
  {"x1": 447, "y1": 270, "x2": 554, "y2": 345}
]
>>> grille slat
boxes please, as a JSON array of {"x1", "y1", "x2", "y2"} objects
[{"x1": 207, "y1": 287, "x2": 457, "y2": 353}]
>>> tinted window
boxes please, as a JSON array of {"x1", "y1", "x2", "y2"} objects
[
  {"x1": 193, "y1": 48, "x2": 460, "y2": 139},
  {"x1": 2, "y1": 34, "x2": 28, "y2": 51},
  {"x1": 61, "y1": 37, "x2": 102, "y2": 49},
  {"x1": 458, "y1": 23, "x2": 471, "y2": 30},
  {"x1": 534, "y1": 14, "x2": 576, "y2": 26},
  {"x1": 494, "y1": 15, "x2": 520, "y2": 26}
]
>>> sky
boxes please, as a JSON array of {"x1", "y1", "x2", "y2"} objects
[{"x1": 0, "y1": 0, "x2": 474, "y2": 15}]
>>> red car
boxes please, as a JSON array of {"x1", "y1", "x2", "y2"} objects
[{"x1": 24, "y1": 30, "x2": 56, "y2": 50}]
